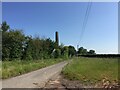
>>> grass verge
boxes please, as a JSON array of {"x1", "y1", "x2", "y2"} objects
[
  {"x1": 62, "y1": 57, "x2": 118, "y2": 86},
  {"x1": 1, "y1": 58, "x2": 66, "y2": 79}
]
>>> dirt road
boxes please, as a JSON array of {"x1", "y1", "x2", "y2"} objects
[{"x1": 2, "y1": 61, "x2": 68, "y2": 88}]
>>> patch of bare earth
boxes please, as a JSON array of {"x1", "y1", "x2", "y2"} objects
[
  {"x1": 44, "y1": 74, "x2": 119, "y2": 89},
  {"x1": 44, "y1": 74, "x2": 83, "y2": 90}
]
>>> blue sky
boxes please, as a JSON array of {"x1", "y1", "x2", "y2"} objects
[{"x1": 2, "y1": 2, "x2": 118, "y2": 54}]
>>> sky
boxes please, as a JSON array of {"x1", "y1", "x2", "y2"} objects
[{"x1": 2, "y1": 2, "x2": 118, "y2": 54}]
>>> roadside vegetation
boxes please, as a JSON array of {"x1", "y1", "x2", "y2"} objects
[
  {"x1": 0, "y1": 21, "x2": 98, "y2": 79},
  {"x1": 0, "y1": 21, "x2": 77, "y2": 79},
  {"x1": 62, "y1": 57, "x2": 118, "y2": 87},
  {"x1": 1, "y1": 58, "x2": 66, "y2": 79}
]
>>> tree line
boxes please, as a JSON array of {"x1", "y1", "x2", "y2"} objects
[
  {"x1": 77, "y1": 47, "x2": 96, "y2": 55},
  {"x1": 1, "y1": 21, "x2": 95, "y2": 61}
]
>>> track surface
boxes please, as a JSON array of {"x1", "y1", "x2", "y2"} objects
[{"x1": 2, "y1": 61, "x2": 68, "y2": 88}]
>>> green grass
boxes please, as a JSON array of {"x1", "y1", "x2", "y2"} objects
[
  {"x1": 62, "y1": 57, "x2": 118, "y2": 85},
  {"x1": 1, "y1": 58, "x2": 66, "y2": 79}
]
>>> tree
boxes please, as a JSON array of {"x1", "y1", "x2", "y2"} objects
[
  {"x1": 87, "y1": 50, "x2": 96, "y2": 55},
  {"x1": 53, "y1": 49, "x2": 61, "y2": 58},
  {"x1": 1, "y1": 21, "x2": 10, "y2": 32},
  {"x1": 22, "y1": 36, "x2": 34, "y2": 60},
  {"x1": 82, "y1": 49, "x2": 87, "y2": 55},
  {"x1": 68, "y1": 45, "x2": 76, "y2": 57},
  {"x1": 45, "y1": 38, "x2": 55, "y2": 56},
  {"x1": 22, "y1": 36, "x2": 56, "y2": 60},
  {"x1": 78, "y1": 47, "x2": 84, "y2": 55},
  {"x1": 61, "y1": 46, "x2": 69, "y2": 59},
  {"x1": 1, "y1": 21, "x2": 10, "y2": 60},
  {"x1": 2, "y1": 29, "x2": 25, "y2": 60},
  {"x1": 2, "y1": 21, "x2": 97, "y2": 61},
  {"x1": 42, "y1": 38, "x2": 55, "y2": 59}
]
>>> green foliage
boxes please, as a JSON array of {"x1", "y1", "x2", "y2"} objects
[
  {"x1": 2, "y1": 58, "x2": 65, "y2": 79},
  {"x1": 2, "y1": 30, "x2": 25, "y2": 60},
  {"x1": 68, "y1": 45, "x2": 76, "y2": 57},
  {"x1": 22, "y1": 37, "x2": 55, "y2": 60},
  {"x1": 60, "y1": 45, "x2": 76, "y2": 58},
  {"x1": 1, "y1": 22, "x2": 57, "y2": 60},
  {"x1": 1, "y1": 21, "x2": 96, "y2": 61},
  {"x1": 78, "y1": 47, "x2": 83, "y2": 54},
  {"x1": 1, "y1": 21, "x2": 10, "y2": 32},
  {"x1": 82, "y1": 49, "x2": 87, "y2": 55},
  {"x1": 61, "y1": 46, "x2": 69, "y2": 59},
  {"x1": 53, "y1": 49, "x2": 61, "y2": 58},
  {"x1": 87, "y1": 50, "x2": 96, "y2": 55},
  {"x1": 78, "y1": 47, "x2": 95, "y2": 55}
]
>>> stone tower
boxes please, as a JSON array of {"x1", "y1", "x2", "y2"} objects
[{"x1": 55, "y1": 31, "x2": 59, "y2": 48}]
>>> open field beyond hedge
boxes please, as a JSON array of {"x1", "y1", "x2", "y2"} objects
[{"x1": 62, "y1": 57, "x2": 118, "y2": 86}]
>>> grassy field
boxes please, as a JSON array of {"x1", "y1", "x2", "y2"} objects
[
  {"x1": 1, "y1": 58, "x2": 66, "y2": 79},
  {"x1": 62, "y1": 57, "x2": 118, "y2": 86}
]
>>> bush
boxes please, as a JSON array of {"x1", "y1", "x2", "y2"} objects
[{"x1": 54, "y1": 49, "x2": 61, "y2": 58}]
